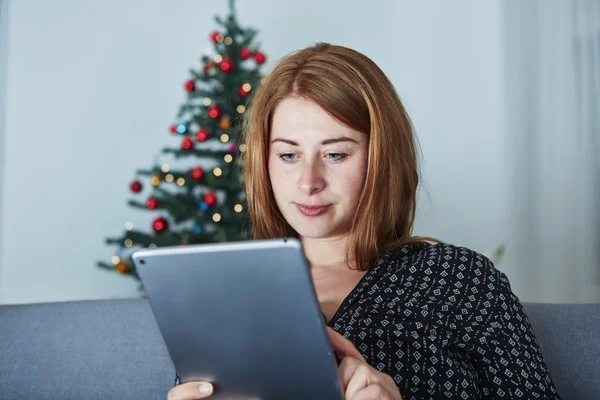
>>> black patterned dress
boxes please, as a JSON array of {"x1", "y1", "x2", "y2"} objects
[{"x1": 327, "y1": 242, "x2": 560, "y2": 399}]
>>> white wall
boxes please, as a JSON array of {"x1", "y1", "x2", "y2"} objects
[
  {"x1": 0, "y1": 0, "x2": 513, "y2": 304},
  {"x1": 0, "y1": 0, "x2": 9, "y2": 300}
]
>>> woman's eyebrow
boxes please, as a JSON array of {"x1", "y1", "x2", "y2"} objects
[{"x1": 270, "y1": 136, "x2": 359, "y2": 145}]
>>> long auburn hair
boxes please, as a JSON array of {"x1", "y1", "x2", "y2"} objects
[{"x1": 241, "y1": 42, "x2": 436, "y2": 271}]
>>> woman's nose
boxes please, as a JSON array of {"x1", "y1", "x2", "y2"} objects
[{"x1": 297, "y1": 158, "x2": 325, "y2": 196}]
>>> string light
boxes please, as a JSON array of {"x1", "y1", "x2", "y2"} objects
[
  {"x1": 219, "y1": 117, "x2": 231, "y2": 129},
  {"x1": 125, "y1": 222, "x2": 134, "y2": 231},
  {"x1": 224, "y1": 154, "x2": 233, "y2": 163},
  {"x1": 116, "y1": 262, "x2": 128, "y2": 274},
  {"x1": 236, "y1": 105, "x2": 246, "y2": 114},
  {"x1": 124, "y1": 239, "x2": 133, "y2": 247},
  {"x1": 213, "y1": 167, "x2": 222, "y2": 177},
  {"x1": 161, "y1": 164, "x2": 170, "y2": 173},
  {"x1": 224, "y1": 37, "x2": 233, "y2": 45},
  {"x1": 220, "y1": 133, "x2": 230, "y2": 142},
  {"x1": 234, "y1": 204, "x2": 243, "y2": 213},
  {"x1": 213, "y1": 213, "x2": 222, "y2": 222},
  {"x1": 214, "y1": 55, "x2": 223, "y2": 63},
  {"x1": 203, "y1": 97, "x2": 211, "y2": 106},
  {"x1": 151, "y1": 175, "x2": 161, "y2": 186},
  {"x1": 242, "y1": 83, "x2": 252, "y2": 92},
  {"x1": 176, "y1": 177, "x2": 185, "y2": 186},
  {"x1": 112, "y1": 256, "x2": 120, "y2": 265},
  {"x1": 165, "y1": 174, "x2": 174, "y2": 182},
  {"x1": 239, "y1": 144, "x2": 247, "y2": 153}
]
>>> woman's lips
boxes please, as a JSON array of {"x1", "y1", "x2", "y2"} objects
[{"x1": 295, "y1": 204, "x2": 331, "y2": 217}]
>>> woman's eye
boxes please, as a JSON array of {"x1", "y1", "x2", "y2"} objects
[
  {"x1": 278, "y1": 153, "x2": 297, "y2": 163},
  {"x1": 327, "y1": 153, "x2": 347, "y2": 162},
  {"x1": 277, "y1": 152, "x2": 347, "y2": 163}
]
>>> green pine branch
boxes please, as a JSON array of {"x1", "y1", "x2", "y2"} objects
[
  {"x1": 98, "y1": 0, "x2": 263, "y2": 281},
  {"x1": 161, "y1": 147, "x2": 239, "y2": 158}
]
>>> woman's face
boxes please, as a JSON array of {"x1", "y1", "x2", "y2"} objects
[{"x1": 268, "y1": 97, "x2": 368, "y2": 240}]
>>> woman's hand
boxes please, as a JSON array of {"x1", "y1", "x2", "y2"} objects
[
  {"x1": 327, "y1": 327, "x2": 403, "y2": 400},
  {"x1": 167, "y1": 381, "x2": 213, "y2": 400}
]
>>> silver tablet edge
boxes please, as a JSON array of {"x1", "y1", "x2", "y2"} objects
[{"x1": 131, "y1": 237, "x2": 302, "y2": 260}]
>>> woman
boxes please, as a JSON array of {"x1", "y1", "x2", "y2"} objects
[{"x1": 168, "y1": 43, "x2": 560, "y2": 400}]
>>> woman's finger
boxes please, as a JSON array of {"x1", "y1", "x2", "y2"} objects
[
  {"x1": 338, "y1": 356, "x2": 363, "y2": 391},
  {"x1": 327, "y1": 327, "x2": 363, "y2": 360},
  {"x1": 167, "y1": 381, "x2": 214, "y2": 400},
  {"x1": 342, "y1": 360, "x2": 378, "y2": 399},
  {"x1": 352, "y1": 383, "x2": 392, "y2": 400}
]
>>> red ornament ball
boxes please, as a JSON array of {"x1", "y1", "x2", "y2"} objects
[
  {"x1": 239, "y1": 86, "x2": 250, "y2": 96},
  {"x1": 184, "y1": 80, "x2": 195, "y2": 92},
  {"x1": 181, "y1": 137, "x2": 194, "y2": 150},
  {"x1": 146, "y1": 197, "x2": 158, "y2": 210},
  {"x1": 195, "y1": 128, "x2": 210, "y2": 142},
  {"x1": 191, "y1": 167, "x2": 205, "y2": 181},
  {"x1": 210, "y1": 31, "x2": 222, "y2": 43},
  {"x1": 254, "y1": 52, "x2": 266, "y2": 64},
  {"x1": 208, "y1": 105, "x2": 221, "y2": 119},
  {"x1": 203, "y1": 192, "x2": 217, "y2": 207},
  {"x1": 169, "y1": 125, "x2": 178, "y2": 134},
  {"x1": 220, "y1": 58, "x2": 234, "y2": 72},
  {"x1": 240, "y1": 48, "x2": 252, "y2": 59},
  {"x1": 130, "y1": 180, "x2": 142, "y2": 193},
  {"x1": 152, "y1": 217, "x2": 168, "y2": 233}
]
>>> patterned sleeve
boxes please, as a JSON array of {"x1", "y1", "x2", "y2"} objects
[
  {"x1": 339, "y1": 244, "x2": 560, "y2": 399},
  {"x1": 448, "y1": 248, "x2": 560, "y2": 399}
]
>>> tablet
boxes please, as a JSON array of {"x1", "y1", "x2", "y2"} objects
[{"x1": 132, "y1": 238, "x2": 343, "y2": 400}]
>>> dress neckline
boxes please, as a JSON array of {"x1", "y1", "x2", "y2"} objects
[{"x1": 325, "y1": 254, "x2": 384, "y2": 327}]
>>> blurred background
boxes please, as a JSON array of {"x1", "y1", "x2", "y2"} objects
[{"x1": 0, "y1": 0, "x2": 597, "y2": 305}]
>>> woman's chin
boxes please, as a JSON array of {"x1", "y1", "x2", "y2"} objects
[
  {"x1": 291, "y1": 224, "x2": 335, "y2": 240},
  {"x1": 290, "y1": 221, "x2": 347, "y2": 240}
]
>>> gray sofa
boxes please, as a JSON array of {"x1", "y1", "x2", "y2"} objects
[{"x1": 0, "y1": 299, "x2": 598, "y2": 399}]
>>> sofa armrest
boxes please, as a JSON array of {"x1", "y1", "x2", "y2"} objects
[
  {"x1": 0, "y1": 299, "x2": 175, "y2": 400},
  {"x1": 523, "y1": 302, "x2": 600, "y2": 399}
]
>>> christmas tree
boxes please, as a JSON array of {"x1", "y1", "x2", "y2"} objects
[{"x1": 97, "y1": 0, "x2": 266, "y2": 279}]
